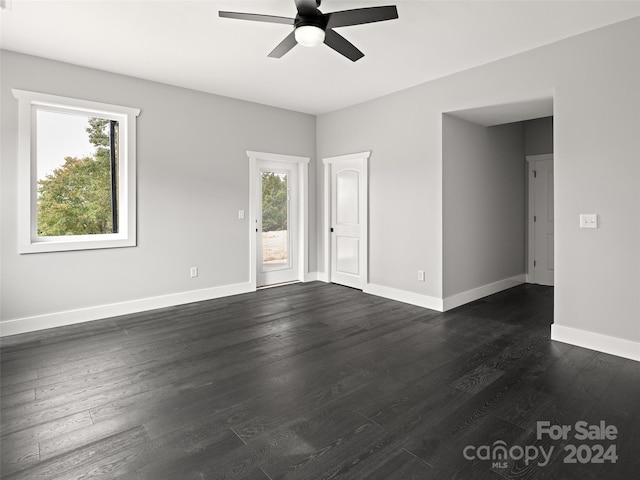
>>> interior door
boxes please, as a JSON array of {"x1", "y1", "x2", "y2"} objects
[
  {"x1": 533, "y1": 159, "x2": 554, "y2": 286},
  {"x1": 257, "y1": 161, "x2": 298, "y2": 287},
  {"x1": 330, "y1": 159, "x2": 364, "y2": 289}
]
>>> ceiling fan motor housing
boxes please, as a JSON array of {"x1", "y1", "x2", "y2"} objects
[{"x1": 294, "y1": 13, "x2": 328, "y2": 32}]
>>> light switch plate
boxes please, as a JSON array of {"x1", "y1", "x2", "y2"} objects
[{"x1": 580, "y1": 214, "x2": 598, "y2": 229}]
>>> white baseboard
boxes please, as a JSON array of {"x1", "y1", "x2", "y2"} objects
[
  {"x1": 363, "y1": 283, "x2": 444, "y2": 311},
  {"x1": 443, "y1": 275, "x2": 526, "y2": 311},
  {"x1": 551, "y1": 324, "x2": 640, "y2": 362},
  {"x1": 0, "y1": 282, "x2": 254, "y2": 337}
]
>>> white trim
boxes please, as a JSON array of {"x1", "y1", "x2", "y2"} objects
[
  {"x1": 0, "y1": 282, "x2": 253, "y2": 337},
  {"x1": 11, "y1": 89, "x2": 141, "y2": 118},
  {"x1": 364, "y1": 283, "x2": 444, "y2": 311},
  {"x1": 315, "y1": 271, "x2": 330, "y2": 283},
  {"x1": 323, "y1": 151, "x2": 370, "y2": 289},
  {"x1": 442, "y1": 275, "x2": 526, "y2": 311},
  {"x1": 551, "y1": 324, "x2": 640, "y2": 362},
  {"x1": 323, "y1": 151, "x2": 372, "y2": 163},
  {"x1": 323, "y1": 161, "x2": 330, "y2": 281},
  {"x1": 247, "y1": 151, "x2": 310, "y2": 290},
  {"x1": 526, "y1": 154, "x2": 553, "y2": 284},
  {"x1": 12, "y1": 89, "x2": 140, "y2": 254}
]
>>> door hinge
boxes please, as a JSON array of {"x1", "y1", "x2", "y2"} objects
[
  {"x1": 533, "y1": 170, "x2": 537, "y2": 178},
  {"x1": 534, "y1": 216, "x2": 537, "y2": 222},
  {"x1": 330, "y1": 227, "x2": 334, "y2": 233},
  {"x1": 534, "y1": 260, "x2": 537, "y2": 267}
]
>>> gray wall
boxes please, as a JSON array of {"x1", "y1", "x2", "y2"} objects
[
  {"x1": 525, "y1": 116, "x2": 554, "y2": 155},
  {"x1": 317, "y1": 86, "x2": 444, "y2": 297},
  {"x1": 0, "y1": 51, "x2": 316, "y2": 323},
  {"x1": 317, "y1": 17, "x2": 640, "y2": 343},
  {"x1": 2, "y1": 17, "x2": 639, "y2": 348},
  {"x1": 443, "y1": 115, "x2": 525, "y2": 297}
]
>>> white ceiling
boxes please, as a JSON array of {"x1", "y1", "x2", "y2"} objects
[{"x1": 2, "y1": 1, "x2": 640, "y2": 115}]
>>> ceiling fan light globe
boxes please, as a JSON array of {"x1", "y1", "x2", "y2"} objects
[{"x1": 295, "y1": 25, "x2": 325, "y2": 47}]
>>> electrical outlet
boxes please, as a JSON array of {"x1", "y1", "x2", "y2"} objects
[
  {"x1": 579, "y1": 214, "x2": 598, "y2": 229},
  {"x1": 238, "y1": 210, "x2": 245, "y2": 219},
  {"x1": 190, "y1": 267, "x2": 198, "y2": 278},
  {"x1": 418, "y1": 270, "x2": 425, "y2": 282}
]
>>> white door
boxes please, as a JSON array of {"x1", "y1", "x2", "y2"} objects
[
  {"x1": 256, "y1": 161, "x2": 298, "y2": 287},
  {"x1": 330, "y1": 158, "x2": 365, "y2": 289},
  {"x1": 533, "y1": 158, "x2": 554, "y2": 286}
]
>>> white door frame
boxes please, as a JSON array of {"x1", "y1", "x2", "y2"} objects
[
  {"x1": 247, "y1": 151, "x2": 309, "y2": 290},
  {"x1": 526, "y1": 153, "x2": 554, "y2": 284},
  {"x1": 323, "y1": 151, "x2": 370, "y2": 287}
]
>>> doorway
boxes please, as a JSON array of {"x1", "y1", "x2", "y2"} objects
[
  {"x1": 247, "y1": 151, "x2": 309, "y2": 289},
  {"x1": 441, "y1": 108, "x2": 554, "y2": 308},
  {"x1": 323, "y1": 151, "x2": 370, "y2": 290}
]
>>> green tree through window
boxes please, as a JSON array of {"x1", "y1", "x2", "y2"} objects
[
  {"x1": 37, "y1": 118, "x2": 118, "y2": 236},
  {"x1": 261, "y1": 172, "x2": 288, "y2": 232}
]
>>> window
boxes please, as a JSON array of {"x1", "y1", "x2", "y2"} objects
[{"x1": 13, "y1": 90, "x2": 140, "y2": 253}]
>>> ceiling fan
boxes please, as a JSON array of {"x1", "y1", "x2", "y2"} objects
[{"x1": 219, "y1": 0, "x2": 398, "y2": 62}]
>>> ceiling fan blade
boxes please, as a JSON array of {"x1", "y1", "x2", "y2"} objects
[
  {"x1": 323, "y1": 29, "x2": 364, "y2": 62},
  {"x1": 295, "y1": 0, "x2": 319, "y2": 17},
  {"x1": 268, "y1": 31, "x2": 298, "y2": 58},
  {"x1": 219, "y1": 11, "x2": 294, "y2": 25},
  {"x1": 325, "y1": 5, "x2": 398, "y2": 29}
]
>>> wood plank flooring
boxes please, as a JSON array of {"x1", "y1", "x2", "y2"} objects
[{"x1": 1, "y1": 282, "x2": 639, "y2": 479}]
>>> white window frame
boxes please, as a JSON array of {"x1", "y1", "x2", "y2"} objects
[{"x1": 12, "y1": 89, "x2": 140, "y2": 253}]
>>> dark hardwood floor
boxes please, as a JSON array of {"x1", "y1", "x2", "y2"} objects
[{"x1": 1, "y1": 282, "x2": 639, "y2": 479}]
